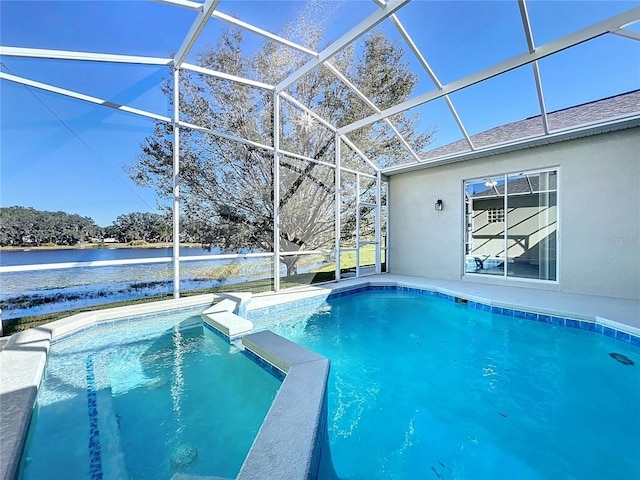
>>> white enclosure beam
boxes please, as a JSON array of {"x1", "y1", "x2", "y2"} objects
[
  {"x1": 178, "y1": 120, "x2": 274, "y2": 151},
  {"x1": 375, "y1": 170, "x2": 382, "y2": 274},
  {"x1": 211, "y1": 11, "x2": 318, "y2": 57},
  {"x1": 0, "y1": 46, "x2": 171, "y2": 65},
  {"x1": 172, "y1": 68, "x2": 181, "y2": 298},
  {"x1": 182, "y1": 62, "x2": 274, "y2": 90},
  {"x1": 174, "y1": 0, "x2": 220, "y2": 68},
  {"x1": 279, "y1": 149, "x2": 336, "y2": 170},
  {"x1": 339, "y1": 6, "x2": 640, "y2": 134},
  {"x1": 355, "y1": 173, "x2": 361, "y2": 278},
  {"x1": 612, "y1": 28, "x2": 640, "y2": 41},
  {"x1": 0, "y1": 72, "x2": 171, "y2": 122},
  {"x1": 276, "y1": 0, "x2": 410, "y2": 93},
  {"x1": 324, "y1": 62, "x2": 422, "y2": 163},
  {"x1": 334, "y1": 132, "x2": 341, "y2": 281},
  {"x1": 518, "y1": 0, "x2": 549, "y2": 134},
  {"x1": 280, "y1": 93, "x2": 337, "y2": 132},
  {"x1": 339, "y1": 135, "x2": 380, "y2": 173},
  {"x1": 273, "y1": 93, "x2": 281, "y2": 291},
  {"x1": 153, "y1": 0, "x2": 203, "y2": 11},
  {"x1": 389, "y1": 14, "x2": 474, "y2": 150}
]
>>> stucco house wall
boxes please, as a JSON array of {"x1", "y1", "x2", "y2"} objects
[{"x1": 387, "y1": 127, "x2": 640, "y2": 300}]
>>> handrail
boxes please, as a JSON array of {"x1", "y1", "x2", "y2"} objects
[{"x1": 0, "y1": 249, "x2": 337, "y2": 274}]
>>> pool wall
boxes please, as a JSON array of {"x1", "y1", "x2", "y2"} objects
[{"x1": 239, "y1": 331, "x2": 329, "y2": 480}]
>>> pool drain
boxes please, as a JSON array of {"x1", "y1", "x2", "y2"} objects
[{"x1": 609, "y1": 353, "x2": 634, "y2": 366}]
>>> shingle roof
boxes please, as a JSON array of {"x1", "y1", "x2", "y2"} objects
[{"x1": 420, "y1": 89, "x2": 640, "y2": 161}]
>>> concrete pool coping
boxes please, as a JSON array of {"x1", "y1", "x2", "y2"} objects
[{"x1": 2, "y1": 273, "x2": 638, "y2": 480}]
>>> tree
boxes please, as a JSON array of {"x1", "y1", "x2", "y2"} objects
[
  {"x1": 128, "y1": 14, "x2": 433, "y2": 275},
  {"x1": 109, "y1": 212, "x2": 171, "y2": 243},
  {"x1": 0, "y1": 206, "x2": 102, "y2": 247}
]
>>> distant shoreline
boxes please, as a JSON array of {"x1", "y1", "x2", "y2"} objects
[{"x1": 0, "y1": 242, "x2": 203, "y2": 252}]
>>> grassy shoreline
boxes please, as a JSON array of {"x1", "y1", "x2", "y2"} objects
[
  {"x1": 0, "y1": 245, "x2": 379, "y2": 337},
  {"x1": 0, "y1": 270, "x2": 341, "y2": 337}
]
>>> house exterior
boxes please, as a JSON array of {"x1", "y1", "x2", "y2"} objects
[{"x1": 385, "y1": 90, "x2": 640, "y2": 300}]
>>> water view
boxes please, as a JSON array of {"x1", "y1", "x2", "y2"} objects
[{"x1": 0, "y1": 247, "x2": 331, "y2": 321}]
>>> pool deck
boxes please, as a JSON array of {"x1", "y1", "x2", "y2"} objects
[{"x1": 249, "y1": 274, "x2": 640, "y2": 336}]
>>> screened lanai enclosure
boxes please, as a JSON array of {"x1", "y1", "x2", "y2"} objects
[{"x1": 1, "y1": 1, "x2": 639, "y2": 320}]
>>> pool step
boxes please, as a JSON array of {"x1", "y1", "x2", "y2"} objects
[
  {"x1": 201, "y1": 299, "x2": 238, "y2": 315},
  {"x1": 201, "y1": 311, "x2": 253, "y2": 340}
]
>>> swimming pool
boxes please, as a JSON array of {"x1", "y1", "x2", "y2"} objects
[
  {"x1": 17, "y1": 307, "x2": 281, "y2": 480},
  {"x1": 256, "y1": 288, "x2": 640, "y2": 479}
]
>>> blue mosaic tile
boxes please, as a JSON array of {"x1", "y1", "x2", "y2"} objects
[
  {"x1": 51, "y1": 306, "x2": 206, "y2": 344},
  {"x1": 503, "y1": 308, "x2": 514, "y2": 317},
  {"x1": 539, "y1": 314, "x2": 552, "y2": 324},
  {"x1": 603, "y1": 327, "x2": 616, "y2": 338},
  {"x1": 514, "y1": 310, "x2": 526, "y2": 319},
  {"x1": 616, "y1": 331, "x2": 631, "y2": 342},
  {"x1": 202, "y1": 322, "x2": 232, "y2": 343},
  {"x1": 491, "y1": 306, "x2": 503, "y2": 315},
  {"x1": 565, "y1": 319, "x2": 580, "y2": 329},
  {"x1": 630, "y1": 335, "x2": 640, "y2": 347},
  {"x1": 243, "y1": 349, "x2": 286, "y2": 381},
  {"x1": 525, "y1": 312, "x2": 538, "y2": 322},
  {"x1": 85, "y1": 355, "x2": 103, "y2": 480},
  {"x1": 551, "y1": 316, "x2": 565, "y2": 326},
  {"x1": 580, "y1": 321, "x2": 596, "y2": 332},
  {"x1": 468, "y1": 301, "x2": 476, "y2": 308}
]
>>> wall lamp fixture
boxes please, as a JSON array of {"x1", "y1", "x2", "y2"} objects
[{"x1": 435, "y1": 199, "x2": 443, "y2": 211}]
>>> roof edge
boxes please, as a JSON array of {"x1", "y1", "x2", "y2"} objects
[{"x1": 382, "y1": 114, "x2": 640, "y2": 176}]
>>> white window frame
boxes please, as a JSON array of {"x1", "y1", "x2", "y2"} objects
[{"x1": 462, "y1": 167, "x2": 560, "y2": 284}]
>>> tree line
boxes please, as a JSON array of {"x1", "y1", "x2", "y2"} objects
[{"x1": 0, "y1": 206, "x2": 201, "y2": 247}]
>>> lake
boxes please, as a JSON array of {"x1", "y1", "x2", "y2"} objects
[
  {"x1": 0, "y1": 247, "x2": 332, "y2": 321},
  {"x1": 0, "y1": 246, "x2": 218, "y2": 266}
]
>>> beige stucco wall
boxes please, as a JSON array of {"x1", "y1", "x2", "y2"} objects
[{"x1": 388, "y1": 127, "x2": 640, "y2": 300}]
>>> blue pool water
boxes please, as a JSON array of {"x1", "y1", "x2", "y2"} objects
[
  {"x1": 258, "y1": 290, "x2": 640, "y2": 480},
  {"x1": 18, "y1": 307, "x2": 281, "y2": 480}
]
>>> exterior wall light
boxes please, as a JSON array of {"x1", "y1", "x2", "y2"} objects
[{"x1": 435, "y1": 199, "x2": 443, "y2": 211}]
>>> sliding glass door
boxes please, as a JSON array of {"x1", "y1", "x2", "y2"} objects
[{"x1": 464, "y1": 168, "x2": 558, "y2": 281}]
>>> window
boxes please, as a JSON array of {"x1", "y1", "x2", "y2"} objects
[
  {"x1": 464, "y1": 169, "x2": 558, "y2": 281},
  {"x1": 487, "y1": 208, "x2": 504, "y2": 223}
]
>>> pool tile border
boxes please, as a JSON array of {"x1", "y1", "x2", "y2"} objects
[
  {"x1": 52, "y1": 305, "x2": 206, "y2": 345},
  {"x1": 242, "y1": 347, "x2": 286, "y2": 382},
  {"x1": 249, "y1": 284, "x2": 640, "y2": 347}
]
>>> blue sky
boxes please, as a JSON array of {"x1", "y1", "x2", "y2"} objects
[{"x1": 1, "y1": 0, "x2": 638, "y2": 226}]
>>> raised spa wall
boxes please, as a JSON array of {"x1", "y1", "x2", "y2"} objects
[{"x1": 0, "y1": 292, "x2": 330, "y2": 480}]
